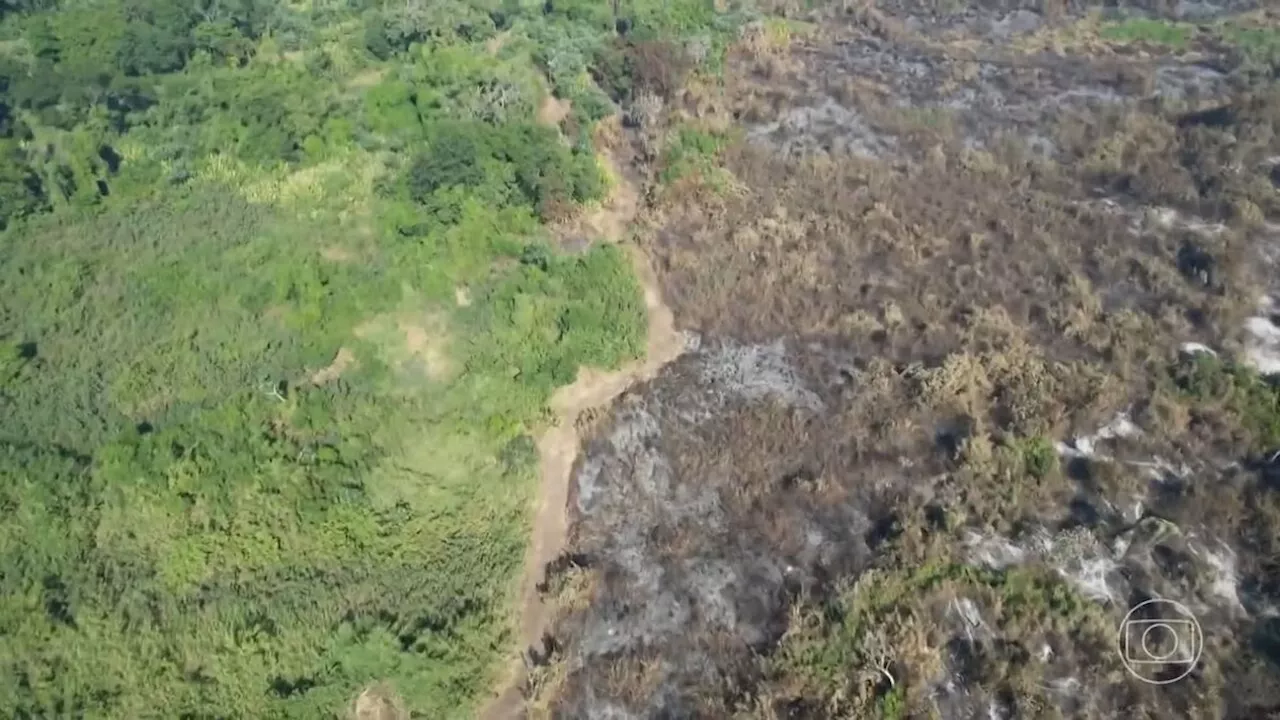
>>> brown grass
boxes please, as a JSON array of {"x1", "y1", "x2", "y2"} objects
[
  {"x1": 534, "y1": 5, "x2": 1280, "y2": 718},
  {"x1": 537, "y1": 93, "x2": 573, "y2": 128},
  {"x1": 349, "y1": 683, "x2": 408, "y2": 720},
  {"x1": 320, "y1": 245, "x2": 355, "y2": 263},
  {"x1": 310, "y1": 346, "x2": 356, "y2": 385}
]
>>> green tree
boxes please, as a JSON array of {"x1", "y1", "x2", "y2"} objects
[{"x1": 0, "y1": 141, "x2": 47, "y2": 229}]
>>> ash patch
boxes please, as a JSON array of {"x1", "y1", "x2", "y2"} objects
[
  {"x1": 1155, "y1": 63, "x2": 1229, "y2": 103},
  {"x1": 1243, "y1": 227, "x2": 1280, "y2": 376},
  {"x1": 966, "y1": 526, "x2": 1123, "y2": 604},
  {"x1": 985, "y1": 9, "x2": 1043, "y2": 40},
  {"x1": 643, "y1": 338, "x2": 827, "y2": 426},
  {"x1": 785, "y1": 37, "x2": 1143, "y2": 153},
  {"x1": 538, "y1": 2, "x2": 1280, "y2": 716},
  {"x1": 550, "y1": 346, "x2": 876, "y2": 717},
  {"x1": 747, "y1": 12, "x2": 1239, "y2": 163},
  {"x1": 746, "y1": 98, "x2": 898, "y2": 160},
  {"x1": 696, "y1": 339, "x2": 825, "y2": 413}
]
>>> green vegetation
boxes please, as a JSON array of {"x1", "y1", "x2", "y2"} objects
[
  {"x1": 1099, "y1": 18, "x2": 1195, "y2": 48},
  {"x1": 0, "y1": 0, "x2": 747, "y2": 716},
  {"x1": 1222, "y1": 22, "x2": 1280, "y2": 68},
  {"x1": 877, "y1": 684, "x2": 906, "y2": 720},
  {"x1": 659, "y1": 124, "x2": 734, "y2": 186},
  {"x1": 1099, "y1": 13, "x2": 1280, "y2": 71},
  {"x1": 1172, "y1": 353, "x2": 1280, "y2": 454},
  {"x1": 765, "y1": 562, "x2": 1110, "y2": 716},
  {"x1": 1018, "y1": 436, "x2": 1059, "y2": 480}
]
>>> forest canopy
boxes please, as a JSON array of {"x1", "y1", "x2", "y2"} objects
[{"x1": 0, "y1": 0, "x2": 747, "y2": 716}]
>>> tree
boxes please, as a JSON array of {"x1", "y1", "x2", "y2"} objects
[
  {"x1": 408, "y1": 122, "x2": 492, "y2": 202},
  {"x1": 0, "y1": 141, "x2": 48, "y2": 229},
  {"x1": 117, "y1": 0, "x2": 200, "y2": 75}
]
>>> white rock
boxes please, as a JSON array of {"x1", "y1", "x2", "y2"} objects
[{"x1": 1180, "y1": 342, "x2": 1217, "y2": 357}]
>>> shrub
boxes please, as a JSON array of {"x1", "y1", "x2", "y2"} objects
[
  {"x1": 1173, "y1": 354, "x2": 1280, "y2": 453},
  {"x1": 406, "y1": 121, "x2": 604, "y2": 221},
  {"x1": 660, "y1": 126, "x2": 729, "y2": 184},
  {"x1": 408, "y1": 122, "x2": 492, "y2": 202},
  {"x1": 1019, "y1": 436, "x2": 1058, "y2": 479}
]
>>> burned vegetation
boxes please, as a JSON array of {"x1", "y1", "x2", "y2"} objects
[{"x1": 525, "y1": 3, "x2": 1280, "y2": 719}]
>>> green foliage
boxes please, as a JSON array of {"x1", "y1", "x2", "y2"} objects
[
  {"x1": 1222, "y1": 22, "x2": 1280, "y2": 71},
  {"x1": 0, "y1": 140, "x2": 49, "y2": 227},
  {"x1": 363, "y1": 76, "x2": 421, "y2": 139},
  {"x1": 660, "y1": 124, "x2": 731, "y2": 184},
  {"x1": 1226, "y1": 25, "x2": 1280, "y2": 58},
  {"x1": 407, "y1": 120, "x2": 604, "y2": 221},
  {"x1": 878, "y1": 684, "x2": 906, "y2": 720},
  {"x1": 1172, "y1": 354, "x2": 1280, "y2": 453},
  {"x1": 1018, "y1": 436, "x2": 1059, "y2": 479},
  {"x1": 0, "y1": 0, "x2": 748, "y2": 715},
  {"x1": 1100, "y1": 18, "x2": 1195, "y2": 48},
  {"x1": 1099, "y1": 15, "x2": 1280, "y2": 72},
  {"x1": 0, "y1": 172, "x2": 644, "y2": 717},
  {"x1": 362, "y1": 0, "x2": 497, "y2": 60}
]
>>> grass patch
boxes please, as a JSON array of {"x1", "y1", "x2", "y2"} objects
[
  {"x1": 764, "y1": 562, "x2": 1111, "y2": 717},
  {"x1": 1099, "y1": 13, "x2": 1280, "y2": 69},
  {"x1": 1099, "y1": 18, "x2": 1196, "y2": 48},
  {"x1": 1171, "y1": 353, "x2": 1280, "y2": 454},
  {"x1": 659, "y1": 125, "x2": 737, "y2": 188},
  {"x1": 1221, "y1": 22, "x2": 1280, "y2": 67}
]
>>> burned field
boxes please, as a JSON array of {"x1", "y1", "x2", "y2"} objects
[{"x1": 527, "y1": 4, "x2": 1280, "y2": 718}]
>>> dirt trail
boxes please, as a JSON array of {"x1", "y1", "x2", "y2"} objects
[{"x1": 480, "y1": 146, "x2": 685, "y2": 719}]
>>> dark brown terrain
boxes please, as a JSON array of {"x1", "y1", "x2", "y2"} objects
[{"x1": 521, "y1": 3, "x2": 1280, "y2": 718}]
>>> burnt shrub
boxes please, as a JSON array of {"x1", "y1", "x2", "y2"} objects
[{"x1": 591, "y1": 38, "x2": 690, "y2": 104}]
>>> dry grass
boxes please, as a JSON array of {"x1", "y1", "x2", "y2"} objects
[
  {"x1": 349, "y1": 683, "x2": 408, "y2": 720},
  {"x1": 310, "y1": 346, "x2": 357, "y2": 385},
  {"x1": 536, "y1": 93, "x2": 573, "y2": 128},
  {"x1": 532, "y1": 4, "x2": 1280, "y2": 718},
  {"x1": 320, "y1": 245, "x2": 356, "y2": 262}
]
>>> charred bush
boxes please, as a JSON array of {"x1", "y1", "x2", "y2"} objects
[{"x1": 591, "y1": 38, "x2": 690, "y2": 105}]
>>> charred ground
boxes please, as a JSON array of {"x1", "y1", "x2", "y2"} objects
[{"x1": 526, "y1": 3, "x2": 1280, "y2": 719}]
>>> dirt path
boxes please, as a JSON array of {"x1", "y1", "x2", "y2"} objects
[{"x1": 479, "y1": 144, "x2": 685, "y2": 719}]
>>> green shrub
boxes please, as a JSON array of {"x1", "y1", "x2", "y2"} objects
[
  {"x1": 878, "y1": 684, "x2": 906, "y2": 720},
  {"x1": 660, "y1": 125, "x2": 733, "y2": 186},
  {"x1": 1019, "y1": 436, "x2": 1059, "y2": 479},
  {"x1": 407, "y1": 120, "x2": 604, "y2": 220},
  {"x1": 1173, "y1": 354, "x2": 1280, "y2": 453},
  {"x1": 408, "y1": 122, "x2": 493, "y2": 201}
]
